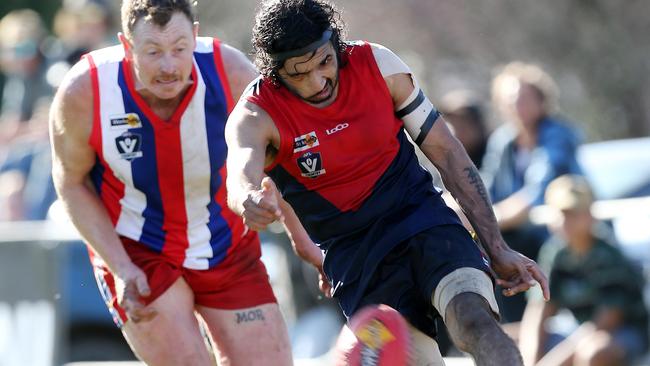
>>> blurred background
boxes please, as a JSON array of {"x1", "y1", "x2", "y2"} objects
[{"x1": 0, "y1": 0, "x2": 649, "y2": 365}]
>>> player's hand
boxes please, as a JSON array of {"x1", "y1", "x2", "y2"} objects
[
  {"x1": 114, "y1": 263, "x2": 157, "y2": 323},
  {"x1": 297, "y1": 241, "x2": 331, "y2": 297},
  {"x1": 490, "y1": 247, "x2": 550, "y2": 301},
  {"x1": 242, "y1": 177, "x2": 283, "y2": 231},
  {"x1": 291, "y1": 236, "x2": 330, "y2": 297},
  {"x1": 317, "y1": 265, "x2": 333, "y2": 298}
]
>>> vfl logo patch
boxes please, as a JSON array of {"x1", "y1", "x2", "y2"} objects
[
  {"x1": 297, "y1": 152, "x2": 326, "y2": 178},
  {"x1": 115, "y1": 132, "x2": 143, "y2": 161},
  {"x1": 293, "y1": 131, "x2": 319, "y2": 153},
  {"x1": 110, "y1": 113, "x2": 142, "y2": 129}
]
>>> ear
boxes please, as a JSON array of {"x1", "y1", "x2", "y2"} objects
[{"x1": 118, "y1": 32, "x2": 132, "y2": 58}]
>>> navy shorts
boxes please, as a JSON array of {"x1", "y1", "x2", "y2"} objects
[{"x1": 335, "y1": 224, "x2": 493, "y2": 338}]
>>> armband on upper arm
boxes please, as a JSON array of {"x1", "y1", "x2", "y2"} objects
[
  {"x1": 395, "y1": 87, "x2": 441, "y2": 145},
  {"x1": 371, "y1": 43, "x2": 441, "y2": 145}
]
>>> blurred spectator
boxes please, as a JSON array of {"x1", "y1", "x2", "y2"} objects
[
  {"x1": 0, "y1": 97, "x2": 57, "y2": 221},
  {"x1": 51, "y1": 1, "x2": 112, "y2": 65},
  {"x1": 518, "y1": 175, "x2": 648, "y2": 366},
  {"x1": 482, "y1": 61, "x2": 584, "y2": 322},
  {"x1": 43, "y1": 1, "x2": 113, "y2": 91},
  {"x1": 0, "y1": 9, "x2": 54, "y2": 143},
  {"x1": 0, "y1": 169, "x2": 26, "y2": 221},
  {"x1": 439, "y1": 89, "x2": 489, "y2": 169}
]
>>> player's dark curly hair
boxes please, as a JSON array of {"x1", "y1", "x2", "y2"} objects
[
  {"x1": 252, "y1": 0, "x2": 348, "y2": 83},
  {"x1": 121, "y1": 0, "x2": 196, "y2": 40}
]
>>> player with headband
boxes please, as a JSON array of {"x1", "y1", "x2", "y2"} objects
[{"x1": 226, "y1": 0, "x2": 550, "y2": 365}]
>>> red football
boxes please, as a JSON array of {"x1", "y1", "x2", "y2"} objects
[{"x1": 333, "y1": 304, "x2": 411, "y2": 366}]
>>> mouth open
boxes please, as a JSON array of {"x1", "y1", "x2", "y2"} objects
[{"x1": 308, "y1": 81, "x2": 334, "y2": 103}]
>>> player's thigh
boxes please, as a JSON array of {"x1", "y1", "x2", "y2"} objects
[
  {"x1": 410, "y1": 324, "x2": 445, "y2": 366},
  {"x1": 197, "y1": 302, "x2": 293, "y2": 366},
  {"x1": 122, "y1": 277, "x2": 212, "y2": 366}
]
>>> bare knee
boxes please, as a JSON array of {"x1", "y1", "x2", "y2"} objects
[
  {"x1": 575, "y1": 331, "x2": 625, "y2": 366},
  {"x1": 199, "y1": 303, "x2": 293, "y2": 366},
  {"x1": 121, "y1": 279, "x2": 212, "y2": 366},
  {"x1": 445, "y1": 292, "x2": 500, "y2": 352},
  {"x1": 124, "y1": 320, "x2": 212, "y2": 366}
]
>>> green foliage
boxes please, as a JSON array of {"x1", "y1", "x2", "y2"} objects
[{"x1": 0, "y1": 0, "x2": 61, "y2": 28}]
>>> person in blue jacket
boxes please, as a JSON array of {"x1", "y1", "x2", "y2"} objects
[{"x1": 482, "y1": 61, "x2": 583, "y2": 322}]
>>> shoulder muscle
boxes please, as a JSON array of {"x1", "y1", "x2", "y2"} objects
[
  {"x1": 369, "y1": 42, "x2": 418, "y2": 109},
  {"x1": 50, "y1": 58, "x2": 97, "y2": 183},
  {"x1": 220, "y1": 43, "x2": 259, "y2": 101},
  {"x1": 369, "y1": 42, "x2": 411, "y2": 78}
]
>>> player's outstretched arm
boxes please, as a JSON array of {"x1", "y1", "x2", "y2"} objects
[
  {"x1": 413, "y1": 97, "x2": 549, "y2": 299},
  {"x1": 50, "y1": 60, "x2": 131, "y2": 275},
  {"x1": 273, "y1": 181, "x2": 332, "y2": 297},
  {"x1": 275, "y1": 194, "x2": 322, "y2": 268},
  {"x1": 224, "y1": 96, "x2": 331, "y2": 293},
  {"x1": 417, "y1": 111, "x2": 548, "y2": 300},
  {"x1": 50, "y1": 59, "x2": 154, "y2": 322},
  {"x1": 377, "y1": 45, "x2": 549, "y2": 300},
  {"x1": 225, "y1": 101, "x2": 282, "y2": 231}
]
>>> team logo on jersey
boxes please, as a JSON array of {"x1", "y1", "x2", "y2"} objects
[
  {"x1": 115, "y1": 131, "x2": 143, "y2": 161},
  {"x1": 110, "y1": 113, "x2": 142, "y2": 129},
  {"x1": 293, "y1": 131, "x2": 320, "y2": 153},
  {"x1": 297, "y1": 152, "x2": 326, "y2": 178}
]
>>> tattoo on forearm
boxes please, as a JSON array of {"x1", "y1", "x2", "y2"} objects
[
  {"x1": 235, "y1": 309, "x2": 266, "y2": 324},
  {"x1": 463, "y1": 166, "x2": 491, "y2": 211}
]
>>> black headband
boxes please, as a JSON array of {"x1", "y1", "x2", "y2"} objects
[{"x1": 268, "y1": 28, "x2": 333, "y2": 62}]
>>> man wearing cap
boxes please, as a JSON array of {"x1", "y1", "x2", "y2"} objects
[
  {"x1": 519, "y1": 174, "x2": 648, "y2": 366},
  {"x1": 225, "y1": 1, "x2": 550, "y2": 364}
]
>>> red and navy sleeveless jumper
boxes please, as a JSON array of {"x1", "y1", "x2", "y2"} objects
[{"x1": 246, "y1": 41, "x2": 462, "y2": 308}]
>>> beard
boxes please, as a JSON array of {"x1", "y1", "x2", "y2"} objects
[{"x1": 281, "y1": 68, "x2": 340, "y2": 106}]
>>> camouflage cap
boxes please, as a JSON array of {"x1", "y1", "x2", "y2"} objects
[{"x1": 545, "y1": 174, "x2": 594, "y2": 211}]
